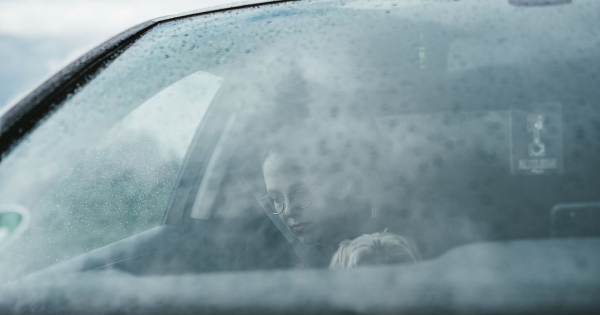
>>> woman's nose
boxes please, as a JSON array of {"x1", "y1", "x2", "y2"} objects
[{"x1": 283, "y1": 197, "x2": 303, "y2": 218}]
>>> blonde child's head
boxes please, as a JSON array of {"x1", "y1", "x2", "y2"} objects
[{"x1": 330, "y1": 231, "x2": 420, "y2": 269}]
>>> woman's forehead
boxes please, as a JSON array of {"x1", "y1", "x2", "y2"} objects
[
  {"x1": 263, "y1": 152, "x2": 332, "y2": 185},
  {"x1": 264, "y1": 153, "x2": 305, "y2": 177}
]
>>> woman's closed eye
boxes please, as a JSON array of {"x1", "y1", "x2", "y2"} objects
[
  {"x1": 266, "y1": 192, "x2": 284, "y2": 206},
  {"x1": 272, "y1": 195, "x2": 284, "y2": 206}
]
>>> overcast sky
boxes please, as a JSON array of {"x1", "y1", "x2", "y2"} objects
[{"x1": 0, "y1": 0, "x2": 239, "y2": 109}]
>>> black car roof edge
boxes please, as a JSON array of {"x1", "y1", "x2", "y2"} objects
[
  {"x1": 0, "y1": 19, "x2": 155, "y2": 137},
  {"x1": 0, "y1": 0, "x2": 303, "y2": 159},
  {"x1": 151, "y1": 0, "x2": 303, "y2": 24}
]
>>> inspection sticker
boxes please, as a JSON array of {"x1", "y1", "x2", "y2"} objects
[{"x1": 510, "y1": 103, "x2": 563, "y2": 175}]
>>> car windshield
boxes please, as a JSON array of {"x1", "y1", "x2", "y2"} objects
[{"x1": 0, "y1": 0, "x2": 599, "y2": 283}]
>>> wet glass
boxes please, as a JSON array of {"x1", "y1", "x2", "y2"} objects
[{"x1": 0, "y1": 0, "x2": 598, "y2": 283}]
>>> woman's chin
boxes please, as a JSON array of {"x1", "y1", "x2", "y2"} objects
[
  {"x1": 296, "y1": 233, "x2": 315, "y2": 244},
  {"x1": 295, "y1": 230, "x2": 320, "y2": 244},
  {"x1": 294, "y1": 226, "x2": 341, "y2": 246}
]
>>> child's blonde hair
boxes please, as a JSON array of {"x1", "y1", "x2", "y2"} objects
[{"x1": 329, "y1": 231, "x2": 420, "y2": 269}]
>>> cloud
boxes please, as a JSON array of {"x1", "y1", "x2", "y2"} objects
[{"x1": 0, "y1": 34, "x2": 86, "y2": 107}]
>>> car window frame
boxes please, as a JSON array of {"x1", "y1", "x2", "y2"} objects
[{"x1": 161, "y1": 81, "x2": 232, "y2": 225}]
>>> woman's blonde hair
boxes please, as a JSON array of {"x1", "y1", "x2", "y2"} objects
[{"x1": 329, "y1": 231, "x2": 420, "y2": 269}]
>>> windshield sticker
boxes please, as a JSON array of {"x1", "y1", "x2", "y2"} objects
[{"x1": 510, "y1": 103, "x2": 563, "y2": 175}]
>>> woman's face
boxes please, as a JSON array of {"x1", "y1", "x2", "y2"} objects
[{"x1": 263, "y1": 152, "x2": 362, "y2": 245}]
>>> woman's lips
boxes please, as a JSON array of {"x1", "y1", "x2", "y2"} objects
[{"x1": 291, "y1": 222, "x2": 312, "y2": 233}]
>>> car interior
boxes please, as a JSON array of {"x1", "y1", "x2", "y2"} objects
[
  {"x1": 25, "y1": 49, "x2": 600, "y2": 278},
  {"x1": 1, "y1": 1, "x2": 599, "y2": 314}
]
